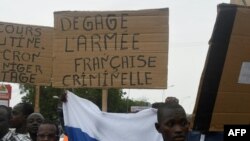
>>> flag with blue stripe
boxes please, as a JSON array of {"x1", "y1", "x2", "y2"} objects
[{"x1": 63, "y1": 91, "x2": 163, "y2": 141}]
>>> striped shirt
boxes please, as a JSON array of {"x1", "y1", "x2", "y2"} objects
[
  {"x1": 1, "y1": 131, "x2": 31, "y2": 141},
  {"x1": 1, "y1": 131, "x2": 17, "y2": 141}
]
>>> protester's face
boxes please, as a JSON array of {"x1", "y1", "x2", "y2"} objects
[
  {"x1": 0, "y1": 108, "x2": 9, "y2": 137},
  {"x1": 10, "y1": 104, "x2": 25, "y2": 128},
  {"x1": 156, "y1": 108, "x2": 189, "y2": 141},
  {"x1": 37, "y1": 124, "x2": 57, "y2": 141},
  {"x1": 27, "y1": 113, "x2": 44, "y2": 134}
]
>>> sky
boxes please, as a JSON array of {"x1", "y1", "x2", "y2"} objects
[{"x1": 0, "y1": 0, "x2": 230, "y2": 113}]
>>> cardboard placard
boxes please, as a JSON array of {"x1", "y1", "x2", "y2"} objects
[
  {"x1": 231, "y1": 0, "x2": 250, "y2": 6},
  {"x1": 0, "y1": 22, "x2": 53, "y2": 85},
  {"x1": 192, "y1": 4, "x2": 250, "y2": 131},
  {"x1": 53, "y1": 8, "x2": 168, "y2": 88}
]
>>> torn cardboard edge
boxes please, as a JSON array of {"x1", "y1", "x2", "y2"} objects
[{"x1": 192, "y1": 4, "x2": 238, "y2": 132}]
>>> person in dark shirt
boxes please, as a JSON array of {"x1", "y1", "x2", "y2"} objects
[
  {"x1": 37, "y1": 121, "x2": 59, "y2": 141},
  {"x1": 0, "y1": 105, "x2": 17, "y2": 141},
  {"x1": 10, "y1": 103, "x2": 34, "y2": 141},
  {"x1": 27, "y1": 113, "x2": 45, "y2": 141}
]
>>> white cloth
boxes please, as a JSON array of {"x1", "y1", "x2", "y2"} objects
[{"x1": 63, "y1": 90, "x2": 163, "y2": 141}]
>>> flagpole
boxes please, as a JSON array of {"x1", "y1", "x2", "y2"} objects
[
  {"x1": 34, "y1": 85, "x2": 40, "y2": 112},
  {"x1": 102, "y1": 89, "x2": 108, "y2": 112}
]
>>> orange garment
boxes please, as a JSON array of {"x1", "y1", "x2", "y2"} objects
[{"x1": 63, "y1": 135, "x2": 68, "y2": 141}]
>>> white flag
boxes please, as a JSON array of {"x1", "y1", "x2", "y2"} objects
[{"x1": 63, "y1": 91, "x2": 163, "y2": 141}]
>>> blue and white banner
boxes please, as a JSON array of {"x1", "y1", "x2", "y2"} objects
[{"x1": 63, "y1": 91, "x2": 162, "y2": 141}]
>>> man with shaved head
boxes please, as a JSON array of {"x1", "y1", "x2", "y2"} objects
[
  {"x1": 27, "y1": 113, "x2": 45, "y2": 141},
  {"x1": 155, "y1": 102, "x2": 189, "y2": 141}
]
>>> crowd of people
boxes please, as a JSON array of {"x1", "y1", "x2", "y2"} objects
[
  {"x1": 0, "y1": 95, "x2": 223, "y2": 141},
  {"x1": 0, "y1": 103, "x2": 59, "y2": 141}
]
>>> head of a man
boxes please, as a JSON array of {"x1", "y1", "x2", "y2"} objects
[
  {"x1": 27, "y1": 113, "x2": 45, "y2": 134},
  {"x1": 0, "y1": 105, "x2": 11, "y2": 138},
  {"x1": 37, "y1": 121, "x2": 59, "y2": 141},
  {"x1": 155, "y1": 103, "x2": 189, "y2": 141},
  {"x1": 165, "y1": 97, "x2": 179, "y2": 104},
  {"x1": 10, "y1": 103, "x2": 34, "y2": 130}
]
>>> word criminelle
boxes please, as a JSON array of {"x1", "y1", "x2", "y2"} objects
[{"x1": 62, "y1": 71, "x2": 152, "y2": 87}]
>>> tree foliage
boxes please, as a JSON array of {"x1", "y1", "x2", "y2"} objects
[{"x1": 19, "y1": 85, "x2": 150, "y2": 121}]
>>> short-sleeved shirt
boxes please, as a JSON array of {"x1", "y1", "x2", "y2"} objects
[
  {"x1": 1, "y1": 131, "x2": 31, "y2": 141},
  {"x1": 1, "y1": 131, "x2": 17, "y2": 141},
  {"x1": 12, "y1": 132, "x2": 31, "y2": 141}
]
